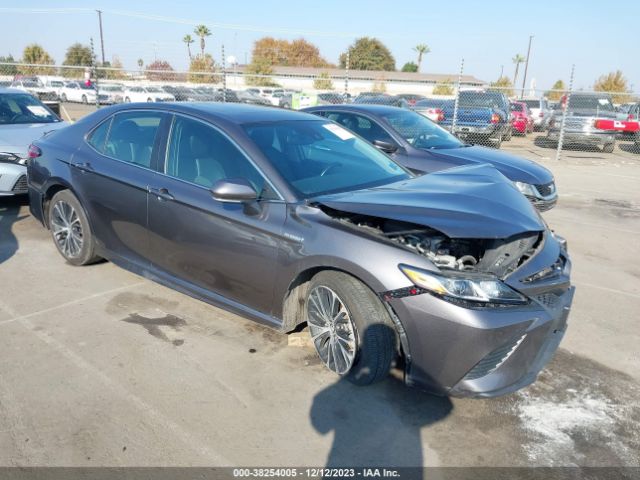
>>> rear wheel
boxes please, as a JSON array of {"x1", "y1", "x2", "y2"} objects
[
  {"x1": 147, "y1": 97, "x2": 153, "y2": 102},
  {"x1": 490, "y1": 135, "x2": 503, "y2": 149},
  {"x1": 603, "y1": 142, "x2": 615, "y2": 153},
  {"x1": 81, "y1": 95, "x2": 87, "y2": 104},
  {"x1": 306, "y1": 271, "x2": 396, "y2": 385},
  {"x1": 48, "y1": 190, "x2": 101, "y2": 266},
  {"x1": 125, "y1": 97, "x2": 131, "y2": 103}
]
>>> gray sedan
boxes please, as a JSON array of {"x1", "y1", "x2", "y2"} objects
[{"x1": 27, "y1": 103, "x2": 574, "y2": 397}]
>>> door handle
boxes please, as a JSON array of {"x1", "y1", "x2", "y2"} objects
[
  {"x1": 148, "y1": 186, "x2": 175, "y2": 201},
  {"x1": 72, "y1": 161, "x2": 94, "y2": 172}
]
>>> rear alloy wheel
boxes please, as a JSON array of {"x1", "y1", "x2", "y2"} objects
[
  {"x1": 603, "y1": 142, "x2": 615, "y2": 154},
  {"x1": 306, "y1": 271, "x2": 396, "y2": 385},
  {"x1": 48, "y1": 190, "x2": 101, "y2": 266},
  {"x1": 82, "y1": 95, "x2": 87, "y2": 104}
]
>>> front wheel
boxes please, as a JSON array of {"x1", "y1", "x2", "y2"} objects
[
  {"x1": 48, "y1": 190, "x2": 101, "y2": 266},
  {"x1": 81, "y1": 95, "x2": 87, "y2": 104},
  {"x1": 61, "y1": 93, "x2": 67, "y2": 102},
  {"x1": 503, "y1": 127, "x2": 512, "y2": 141},
  {"x1": 306, "y1": 271, "x2": 397, "y2": 385},
  {"x1": 125, "y1": 97, "x2": 131, "y2": 103}
]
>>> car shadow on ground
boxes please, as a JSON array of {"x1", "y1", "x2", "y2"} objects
[
  {"x1": 618, "y1": 141, "x2": 640, "y2": 154},
  {"x1": 309, "y1": 325, "x2": 453, "y2": 469},
  {"x1": 0, "y1": 195, "x2": 29, "y2": 264}
]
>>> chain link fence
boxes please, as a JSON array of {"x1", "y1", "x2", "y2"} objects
[{"x1": 2, "y1": 61, "x2": 639, "y2": 161}]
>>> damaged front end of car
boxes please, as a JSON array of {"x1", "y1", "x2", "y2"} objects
[{"x1": 310, "y1": 165, "x2": 574, "y2": 397}]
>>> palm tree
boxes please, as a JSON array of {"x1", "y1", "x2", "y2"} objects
[
  {"x1": 512, "y1": 54, "x2": 526, "y2": 89},
  {"x1": 413, "y1": 44, "x2": 430, "y2": 72},
  {"x1": 194, "y1": 25, "x2": 212, "y2": 57},
  {"x1": 183, "y1": 34, "x2": 194, "y2": 60}
]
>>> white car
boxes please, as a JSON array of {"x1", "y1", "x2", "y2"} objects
[
  {"x1": 10, "y1": 79, "x2": 57, "y2": 101},
  {"x1": 59, "y1": 81, "x2": 107, "y2": 104},
  {"x1": 36, "y1": 76, "x2": 66, "y2": 99},
  {"x1": 123, "y1": 86, "x2": 175, "y2": 103},
  {"x1": 0, "y1": 88, "x2": 67, "y2": 196},
  {"x1": 98, "y1": 83, "x2": 125, "y2": 104}
]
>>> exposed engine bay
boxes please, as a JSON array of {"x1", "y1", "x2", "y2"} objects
[{"x1": 323, "y1": 207, "x2": 542, "y2": 278}]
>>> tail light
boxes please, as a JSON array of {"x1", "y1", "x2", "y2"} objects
[
  {"x1": 27, "y1": 144, "x2": 42, "y2": 159},
  {"x1": 436, "y1": 108, "x2": 444, "y2": 122},
  {"x1": 629, "y1": 114, "x2": 636, "y2": 121},
  {"x1": 490, "y1": 113, "x2": 500, "y2": 124}
]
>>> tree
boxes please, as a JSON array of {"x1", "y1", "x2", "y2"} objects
[
  {"x1": 432, "y1": 78, "x2": 454, "y2": 96},
  {"x1": 244, "y1": 58, "x2": 279, "y2": 86},
  {"x1": 20, "y1": 44, "x2": 56, "y2": 75},
  {"x1": 183, "y1": 34, "x2": 195, "y2": 60},
  {"x1": 413, "y1": 44, "x2": 430, "y2": 72},
  {"x1": 339, "y1": 37, "x2": 395, "y2": 71},
  {"x1": 194, "y1": 25, "x2": 212, "y2": 57},
  {"x1": 103, "y1": 55, "x2": 127, "y2": 80},
  {"x1": 313, "y1": 72, "x2": 334, "y2": 90},
  {"x1": 372, "y1": 76, "x2": 387, "y2": 93},
  {"x1": 489, "y1": 76, "x2": 514, "y2": 97},
  {"x1": 137, "y1": 58, "x2": 144, "y2": 69},
  {"x1": 594, "y1": 70, "x2": 631, "y2": 104},
  {"x1": 545, "y1": 80, "x2": 565, "y2": 101},
  {"x1": 512, "y1": 54, "x2": 525, "y2": 89},
  {"x1": 0, "y1": 54, "x2": 18, "y2": 75},
  {"x1": 251, "y1": 37, "x2": 330, "y2": 68},
  {"x1": 62, "y1": 43, "x2": 93, "y2": 78},
  {"x1": 401, "y1": 62, "x2": 418, "y2": 73},
  {"x1": 145, "y1": 60, "x2": 176, "y2": 81},
  {"x1": 189, "y1": 54, "x2": 219, "y2": 83}
]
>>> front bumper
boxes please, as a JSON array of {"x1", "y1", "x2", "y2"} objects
[
  {"x1": 385, "y1": 235, "x2": 574, "y2": 398},
  {"x1": 0, "y1": 163, "x2": 28, "y2": 196},
  {"x1": 547, "y1": 130, "x2": 615, "y2": 145}
]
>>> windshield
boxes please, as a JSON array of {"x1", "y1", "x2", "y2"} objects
[
  {"x1": 102, "y1": 85, "x2": 123, "y2": 92},
  {"x1": 0, "y1": 93, "x2": 59, "y2": 125},
  {"x1": 50, "y1": 81, "x2": 64, "y2": 87},
  {"x1": 21, "y1": 80, "x2": 40, "y2": 88},
  {"x1": 244, "y1": 120, "x2": 410, "y2": 198},
  {"x1": 522, "y1": 100, "x2": 539, "y2": 108},
  {"x1": 510, "y1": 103, "x2": 524, "y2": 112},
  {"x1": 79, "y1": 83, "x2": 95, "y2": 90},
  {"x1": 381, "y1": 109, "x2": 463, "y2": 150},
  {"x1": 568, "y1": 95, "x2": 615, "y2": 112},
  {"x1": 145, "y1": 87, "x2": 162, "y2": 93}
]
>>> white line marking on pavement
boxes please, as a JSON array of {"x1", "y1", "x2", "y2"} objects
[
  {"x1": 574, "y1": 282, "x2": 640, "y2": 300},
  {"x1": 0, "y1": 282, "x2": 146, "y2": 327},
  {"x1": 59, "y1": 103, "x2": 73, "y2": 123},
  {"x1": 18, "y1": 317, "x2": 232, "y2": 464}
]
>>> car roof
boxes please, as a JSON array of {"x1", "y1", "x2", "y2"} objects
[
  {"x1": 98, "y1": 102, "x2": 319, "y2": 124},
  {"x1": 0, "y1": 87, "x2": 33, "y2": 94}
]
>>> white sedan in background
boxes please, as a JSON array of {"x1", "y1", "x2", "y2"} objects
[
  {"x1": 0, "y1": 88, "x2": 67, "y2": 196},
  {"x1": 59, "y1": 81, "x2": 108, "y2": 104},
  {"x1": 123, "y1": 86, "x2": 175, "y2": 103}
]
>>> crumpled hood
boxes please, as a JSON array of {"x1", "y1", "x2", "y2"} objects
[
  {"x1": 313, "y1": 164, "x2": 545, "y2": 239},
  {"x1": 426, "y1": 145, "x2": 554, "y2": 185},
  {"x1": 0, "y1": 122, "x2": 67, "y2": 157}
]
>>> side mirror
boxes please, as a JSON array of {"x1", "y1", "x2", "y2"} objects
[
  {"x1": 373, "y1": 139, "x2": 398, "y2": 154},
  {"x1": 210, "y1": 178, "x2": 258, "y2": 203}
]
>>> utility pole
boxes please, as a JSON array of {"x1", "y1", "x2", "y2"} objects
[
  {"x1": 521, "y1": 35, "x2": 533, "y2": 98},
  {"x1": 96, "y1": 10, "x2": 105, "y2": 65},
  {"x1": 500, "y1": 65, "x2": 504, "y2": 79}
]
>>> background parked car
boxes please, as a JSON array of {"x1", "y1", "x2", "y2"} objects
[
  {"x1": 0, "y1": 87, "x2": 67, "y2": 196},
  {"x1": 353, "y1": 95, "x2": 409, "y2": 107},
  {"x1": 510, "y1": 101, "x2": 534, "y2": 135},
  {"x1": 97, "y1": 83, "x2": 124, "y2": 104},
  {"x1": 304, "y1": 104, "x2": 557, "y2": 211},
  {"x1": 59, "y1": 81, "x2": 108, "y2": 104},
  {"x1": 236, "y1": 90, "x2": 272, "y2": 106},
  {"x1": 439, "y1": 90, "x2": 512, "y2": 148},
  {"x1": 10, "y1": 78, "x2": 57, "y2": 101},
  {"x1": 520, "y1": 98, "x2": 552, "y2": 131},
  {"x1": 123, "y1": 86, "x2": 175, "y2": 103},
  {"x1": 412, "y1": 98, "x2": 449, "y2": 123},
  {"x1": 547, "y1": 93, "x2": 618, "y2": 153},
  {"x1": 396, "y1": 93, "x2": 426, "y2": 106}
]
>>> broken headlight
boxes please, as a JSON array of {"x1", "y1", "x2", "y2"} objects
[
  {"x1": 399, "y1": 264, "x2": 528, "y2": 305},
  {"x1": 513, "y1": 181, "x2": 537, "y2": 197}
]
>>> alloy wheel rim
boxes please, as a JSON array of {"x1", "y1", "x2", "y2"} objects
[
  {"x1": 51, "y1": 201, "x2": 83, "y2": 258},
  {"x1": 307, "y1": 286, "x2": 357, "y2": 374}
]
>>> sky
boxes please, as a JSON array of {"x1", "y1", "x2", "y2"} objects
[{"x1": 1, "y1": 0, "x2": 638, "y2": 92}]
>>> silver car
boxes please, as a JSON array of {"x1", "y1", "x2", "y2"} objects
[
  {"x1": 521, "y1": 98, "x2": 552, "y2": 131},
  {"x1": 0, "y1": 88, "x2": 67, "y2": 196}
]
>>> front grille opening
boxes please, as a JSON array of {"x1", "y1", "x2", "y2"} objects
[
  {"x1": 463, "y1": 334, "x2": 526, "y2": 381},
  {"x1": 12, "y1": 174, "x2": 28, "y2": 192}
]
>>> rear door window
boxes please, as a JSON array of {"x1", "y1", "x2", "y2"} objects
[{"x1": 104, "y1": 111, "x2": 164, "y2": 168}]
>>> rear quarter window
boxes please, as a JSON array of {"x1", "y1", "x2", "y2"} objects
[{"x1": 87, "y1": 118, "x2": 112, "y2": 153}]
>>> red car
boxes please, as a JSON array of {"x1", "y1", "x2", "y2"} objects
[{"x1": 510, "y1": 101, "x2": 534, "y2": 135}]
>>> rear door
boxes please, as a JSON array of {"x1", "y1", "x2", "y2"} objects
[
  {"x1": 71, "y1": 110, "x2": 168, "y2": 265},
  {"x1": 146, "y1": 113, "x2": 286, "y2": 315}
]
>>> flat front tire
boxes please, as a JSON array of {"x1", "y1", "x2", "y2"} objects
[
  {"x1": 306, "y1": 271, "x2": 396, "y2": 386},
  {"x1": 48, "y1": 190, "x2": 101, "y2": 266}
]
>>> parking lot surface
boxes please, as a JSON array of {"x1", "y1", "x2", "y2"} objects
[{"x1": 0, "y1": 114, "x2": 639, "y2": 467}]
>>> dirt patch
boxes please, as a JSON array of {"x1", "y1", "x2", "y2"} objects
[{"x1": 106, "y1": 292, "x2": 179, "y2": 316}]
